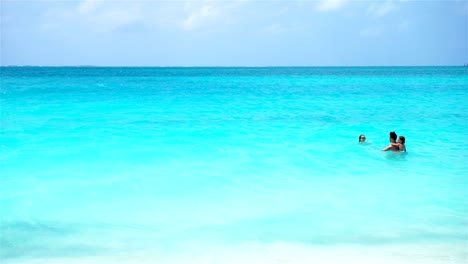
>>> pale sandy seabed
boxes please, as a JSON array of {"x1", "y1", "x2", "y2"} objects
[{"x1": 5, "y1": 242, "x2": 466, "y2": 264}]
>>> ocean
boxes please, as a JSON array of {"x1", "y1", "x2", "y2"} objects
[{"x1": 1, "y1": 67, "x2": 467, "y2": 263}]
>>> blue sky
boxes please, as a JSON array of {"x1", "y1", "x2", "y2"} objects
[{"x1": 1, "y1": 0, "x2": 467, "y2": 66}]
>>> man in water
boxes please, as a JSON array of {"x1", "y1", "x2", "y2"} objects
[{"x1": 382, "y1": 131, "x2": 399, "y2": 151}]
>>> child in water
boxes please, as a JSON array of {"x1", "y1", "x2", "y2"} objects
[
  {"x1": 395, "y1": 136, "x2": 406, "y2": 152},
  {"x1": 359, "y1": 134, "x2": 366, "y2": 142}
]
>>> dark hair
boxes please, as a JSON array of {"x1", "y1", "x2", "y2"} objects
[
  {"x1": 359, "y1": 134, "x2": 366, "y2": 142},
  {"x1": 399, "y1": 136, "x2": 405, "y2": 144},
  {"x1": 390, "y1": 131, "x2": 397, "y2": 141}
]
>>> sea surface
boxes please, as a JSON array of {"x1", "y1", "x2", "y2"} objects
[{"x1": 1, "y1": 67, "x2": 467, "y2": 264}]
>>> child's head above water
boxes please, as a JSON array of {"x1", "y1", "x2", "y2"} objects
[
  {"x1": 398, "y1": 136, "x2": 405, "y2": 144},
  {"x1": 359, "y1": 134, "x2": 366, "y2": 142}
]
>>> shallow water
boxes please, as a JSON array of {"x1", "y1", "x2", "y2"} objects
[{"x1": 1, "y1": 67, "x2": 467, "y2": 263}]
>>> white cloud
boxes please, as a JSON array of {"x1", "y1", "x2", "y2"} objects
[
  {"x1": 182, "y1": 5, "x2": 220, "y2": 30},
  {"x1": 316, "y1": 0, "x2": 350, "y2": 12},
  {"x1": 93, "y1": 8, "x2": 142, "y2": 32},
  {"x1": 41, "y1": 1, "x2": 181, "y2": 34},
  {"x1": 368, "y1": 0, "x2": 397, "y2": 18},
  {"x1": 315, "y1": 0, "x2": 401, "y2": 14},
  {"x1": 77, "y1": 0, "x2": 101, "y2": 15},
  {"x1": 38, "y1": 0, "x2": 263, "y2": 35},
  {"x1": 75, "y1": 1, "x2": 238, "y2": 32},
  {"x1": 264, "y1": 23, "x2": 307, "y2": 35},
  {"x1": 81, "y1": 3, "x2": 143, "y2": 33},
  {"x1": 41, "y1": 1, "x2": 145, "y2": 33}
]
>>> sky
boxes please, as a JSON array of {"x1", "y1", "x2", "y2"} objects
[{"x1": 1, "y1": 0, "x2": 467, "y2": 66}]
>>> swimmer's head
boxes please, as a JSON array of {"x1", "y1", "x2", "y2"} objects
[
  {"x1": 359, "y1": 134, "x2": 366, "y2": 142},
  {"x1": 398, "y1": 136, "x2": 405, "y2": 144},
  {"x1": 389, "y1": 131, "x2": 397, "y2": 142}
]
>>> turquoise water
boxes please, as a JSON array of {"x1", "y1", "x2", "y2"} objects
[{"x1": 1, "y1": 67, "x2": 467, "y2": 263}]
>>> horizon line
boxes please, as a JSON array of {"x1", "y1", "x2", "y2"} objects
[{"x1": 1, "y1": 65, "x2": 466, "y2": 68}]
